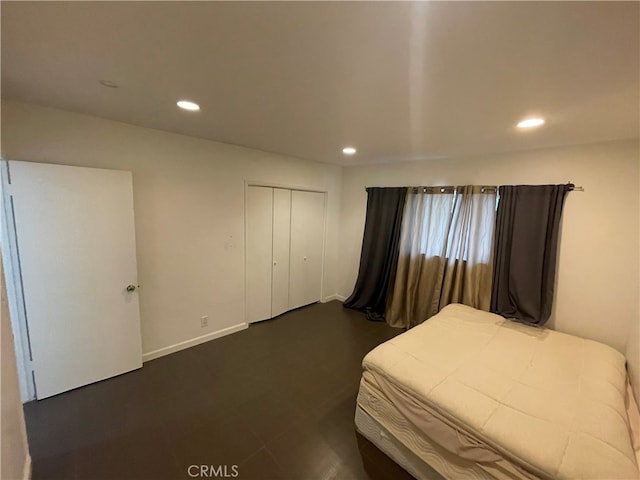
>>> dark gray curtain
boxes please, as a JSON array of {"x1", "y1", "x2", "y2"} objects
[
  {"x1": 490, "y1": 184, "x2": 571, "y2": 326},
  {"x1": 344, "y1": 187, "x2": 407, "y2": 321}
]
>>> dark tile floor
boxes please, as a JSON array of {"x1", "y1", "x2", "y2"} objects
[{"x1": 24, "y1": 301, "x2": 414, "y2": 480}]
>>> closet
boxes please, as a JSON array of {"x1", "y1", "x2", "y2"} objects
[{"x1": 245, "y1": 186, "x2": 325, "y2": 323}]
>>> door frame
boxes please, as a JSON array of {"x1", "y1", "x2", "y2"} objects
[
  {"x1": 243, "y1": 181, "x2": 328, "y2": 323},
  {"x1": 1, "y1": 159, "x2": 36, "y2": 402}
]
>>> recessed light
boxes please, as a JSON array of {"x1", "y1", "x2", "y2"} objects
[
  {"x1": 517, "y1": 117, "x2": 545, "y2": 129},
  {"x1": 99, "y1": 79, "x2": 118, "y2": 88},
  {"x1": 177, "y1": 100, "x2": 200, "y2": 111},
  {"x1": 342, "y1": 147, "x2": 357, "y2": 155}
]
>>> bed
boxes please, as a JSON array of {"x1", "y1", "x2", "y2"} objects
[{"x1": 355, "y1": 304, "x2": 640, "y2": 479}]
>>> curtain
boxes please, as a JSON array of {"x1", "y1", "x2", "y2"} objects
[
  {"x1": 344, "y1": 187, "x2": 407, "y2": 321},
  {"x1": 440, "y1": 186, "x2": 497, "y2": 310},
  {"x1": 386, "y1": 186, "x2": 496, "y2": 328},
  {"x1": 490, "y1": 184, "x2": 571, "y2": 326}
]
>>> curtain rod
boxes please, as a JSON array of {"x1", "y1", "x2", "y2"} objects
[
  {"x1": 408, "y1": 186, "x2": 497, "y2": 194},
  {"x1": 365, "y1": 184, "x2": 585, "y2": 192}
]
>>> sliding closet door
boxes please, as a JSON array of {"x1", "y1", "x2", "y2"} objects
[
  {"x1": 245, "y1": 186, "x2": 273, "y2": 323},
  {"x1": 289, "y1": 190, "x2": 325, "y2": 310},
  {"x1": 271, "y1": 188, "x2": 291, "y2": 317},
  {"x1": 246, "y1": 186, "x2": 326, "y2": 321}
]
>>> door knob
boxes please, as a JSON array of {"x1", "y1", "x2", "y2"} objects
[{"x1": 126, "y1": 284, "x2": 137, "y2": 292}]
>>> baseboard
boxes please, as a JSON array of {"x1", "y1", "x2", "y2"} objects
[
  {"x1": 142, "y1": 323, "x2": 248, "y2": 362},
  {"x1": 22, "y1": 454, "x2": 31, "y2": 480},
  {"x1": 322, "y1": 294, "x2": 347, "y2": 303}
]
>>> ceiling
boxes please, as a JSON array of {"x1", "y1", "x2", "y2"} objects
[{"x1": 2, "y1": 1, "x2": 638, "y2": 166}]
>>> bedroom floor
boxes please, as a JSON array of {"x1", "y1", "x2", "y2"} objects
[{"x1": 24, "y1": 301, "x2": 414, "y2": 480}]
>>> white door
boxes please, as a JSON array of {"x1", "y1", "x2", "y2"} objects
[
  {"x1": 8, "y1": 161, "x2": 142, "y2": 399},
  {"x1": 289, "y1": 190, "x2": 325, "y2": 310},
  {"x1": 271, "y1": 188, "x2": 291, "y2": 317},
  {"x1": 245, "y1": 186, "x2": 273, "y2": 323}
]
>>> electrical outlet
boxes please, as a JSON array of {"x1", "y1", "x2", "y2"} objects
[{"x1": 200, "y1": 315, "x2": 209, "y2": 328}]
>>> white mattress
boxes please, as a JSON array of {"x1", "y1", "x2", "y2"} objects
[
  {"x1": 361, "y1": 304, "x2": 639, "y2": 480},
  {"x1": 355, "y1": 403, "x2": 446, "y2": 480},
  {"x1": 356, "y1": 375, "x2": 535, "y2": 480}
]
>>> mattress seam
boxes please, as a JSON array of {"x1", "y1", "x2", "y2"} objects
[
  {"x1": 363, "y1": 367, "x2": 551, "y2": 479},
  {"x1": 357, "y1": 376, "x2": 544, "y2": 480}
]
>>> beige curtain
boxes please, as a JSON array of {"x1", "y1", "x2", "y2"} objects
[{"x1": 386, "y1": 186, "x2": 496, "y2": 328}]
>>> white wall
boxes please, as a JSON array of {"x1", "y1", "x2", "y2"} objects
[
  {"x1": 1, "y1": 100, "x2": 342, "y2": 358},
  {"x1": 1, "y1": 257, "x2": 30, "y2": 480},
  {"x1": 339, "y1": 140, "x2": 640, "y2": 368}
]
